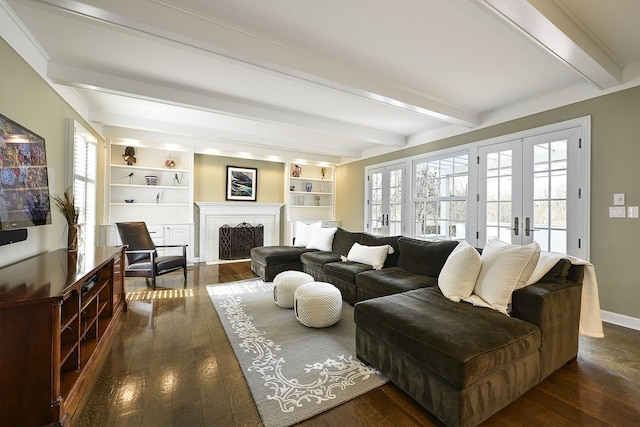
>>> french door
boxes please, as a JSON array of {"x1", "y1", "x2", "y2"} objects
[
  {"x1": 478, "y1": 127, "x2": 586, "y2": 258},
  {"x1": 366, "y1": 163, "x2": 405, "y2": 236}
]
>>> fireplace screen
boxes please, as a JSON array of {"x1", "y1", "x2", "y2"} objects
[{"x1": 219, "y1": 222, "x2": 264, "y2": 260}]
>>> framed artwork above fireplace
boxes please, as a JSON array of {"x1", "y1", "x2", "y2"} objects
[{"x1": 226, "y1": 166, "x2": 257, "y2": 201}]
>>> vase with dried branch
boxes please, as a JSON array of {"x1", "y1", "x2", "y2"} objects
[{"x1": 52, "y1": 188, "x2": 80, "y2": 252}]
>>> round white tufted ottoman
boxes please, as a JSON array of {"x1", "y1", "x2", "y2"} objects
[
  {"x1": 273, "y1": 271, "x2": 314, "y2": 308},
  {"x1": 294, "y1": 282, "x2": 342, "y2": 328}
]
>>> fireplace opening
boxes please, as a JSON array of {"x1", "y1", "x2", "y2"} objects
[{"x1": 219, "y1": 222, "x2": 264, "y2": 260}]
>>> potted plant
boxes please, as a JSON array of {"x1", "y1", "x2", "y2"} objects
[{"x1": 52, "y1": 188, "x2": 80, "y2": 251}]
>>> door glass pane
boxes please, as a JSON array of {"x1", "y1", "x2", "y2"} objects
[
  {"x1": 486, "y1": 202, "x2": 498, "y2": 225},
  {"x1": 550, "y1": 230, "x2": 567, "y2": 253},
  {"x1": 487, "y1": 177, "x2": 499, "y2": 201},
  {"x1": 499, "y1": 176, "x2": 512, "y2": 200},
  {"x1": 534, "y1": 201, "x2": 549, "y2": 227},
  {"x1": 550, "y1": 200, "x2": 566, "y2": 227},
  {"x1": 534, "y1": 172, "x2": 549, "y2": 199},
  {"x1": 550, "y1": 170, "x2": 567, "y2": 199},
  {"x1": 499, "y1": 203, "x2": 511, "y2": 226}
]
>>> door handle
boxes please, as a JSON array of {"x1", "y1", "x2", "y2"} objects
[
  {"x1": 385, "y1": 214, "x2": 389, "y2": 226},
  {"x1": 513, "y1": 217, "x2": 519, "y2": 236},
  {"x1": 525, "y1": 217, "x2": 531, "y2": 236}
]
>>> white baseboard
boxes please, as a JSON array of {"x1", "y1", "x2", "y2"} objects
[{"x1": 601, "y1": 310, "x2": 640, "y2": 331}]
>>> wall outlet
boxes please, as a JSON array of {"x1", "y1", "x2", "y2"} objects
[{"x1": 629, "y1": 206, "x2": 639, "y2": 218}]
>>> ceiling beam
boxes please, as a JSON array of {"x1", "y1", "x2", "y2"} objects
[
  {"x1": 103, "y1": 126, "x2": 345, "y2": 164},
  {"x1": 47, "y1": 60, "x2": 405, "y2": 148},
  {"x1": 479, "y1": 0, "x2": 622, "y2": 89},
  {"x1": 38, "y1": 0, "x2": 480, "y2": 127},
  {"x1": 90, "y1": 109, "x2": 363, "y2": 160}
]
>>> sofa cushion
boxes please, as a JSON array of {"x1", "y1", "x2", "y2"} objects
[
  {"x1": 361, "y1": 234, "x2": 401, "y2": 267},
  {"x1": 397, "y1": 238, "x2": 459, "y2": 277},
  {"x1": 355, "y1": 267, "x2": 437, "y2": 300},
  {"x1": 300, "y1": 250, "x2": 342, "y2": 267},
  {"x1": 346, "y1": 242, "x2": 394, "y2": 270},
  {"x1": 438, "y1": 240, "x2": 482, "y2": 302},
  {"x1": 354, "y1": 286, "x2": 541, "y2": 389},
  {"x1": 332, "y1": 228, "x2": 364, "y2": 256},
  {"x1": 251, "y1": 246, "x2": 316, "y2": 264},
  {"x1": 324, "y1": 261, "x2": 374, "y2": 284},
  {"x1": 306, "y1": 227, "x2": 338, "y2": 251}
]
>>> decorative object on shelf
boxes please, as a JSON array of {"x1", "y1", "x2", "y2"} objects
[
  {"x1": 165, "y1": 154, "x2": 176, "y2": 168},
  {"x1": 145, "y1": 175, "x2": 158, "y2": 185},
  {"x1": 122, "y1": 146, "x2": 136, "y2": 165},
  {"x1": 315, "y1": 195, "x2": 321, "y2": 206},
  {"x1": 226, "y1": 166, "x2": 257, "y2": 201},
  {"x1": 290, "y1": 185, "x2": 295, "y2": 191},
  {"x1": 321, "y1": 167, "x2": 327, "y2": 180},
  {"x1": 305, "y1": 182, "x2": 313, "y2": 192},
  {"x1": 124, "y1": 199, "x2": 134, "y2": 203},
  {"x1": 156, "y1": 192, "x2": 160, "y2": 204},
  {"x1": 173, "y1": 173, "x2": 180, "y2": 186},
  {"x1": 292, "y1": 164, "x2": 302, "y2": 177},
  {"x1": 296, "y1": 196, "x2": 305, "y2": 205},
  {"x1": 120, "y1": 172, "x2": 134, "y2": 184},
  {"x1": 52, "y1": 187, "x2": 80, "y2": 252}
]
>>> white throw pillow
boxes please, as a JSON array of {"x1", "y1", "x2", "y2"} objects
[
  {"x1": 306, "y1": 227, "x2": 338, "y2": 251},
  {"x1": 438, "y1": 241, "x2": 482, "y2": 302},
  {"x1": 466, "y1": 239, "x2": 541, "y2": 315},
  {"x1": 346, "y1": 242, "x2": 395, "y2": 270},
  {"x1": 293, "y1": 221, "x2": 321, "y2": 247}
]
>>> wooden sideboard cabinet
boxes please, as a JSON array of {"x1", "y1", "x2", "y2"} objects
[{"x1": 0, "y1": 246, "x2": 126, "y2": 426}]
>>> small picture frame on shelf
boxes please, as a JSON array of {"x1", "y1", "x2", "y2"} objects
[{"x1": 226, "y1": 166, "x2": 257, "y2": 201}]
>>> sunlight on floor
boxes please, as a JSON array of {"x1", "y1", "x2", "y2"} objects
[{"x1": 126, "y1": 289, "x2": 194, "y2": 300}]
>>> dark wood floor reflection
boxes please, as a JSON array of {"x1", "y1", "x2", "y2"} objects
[{"x1": 73, "y1": 262, "x2": 640, "y2": 426}]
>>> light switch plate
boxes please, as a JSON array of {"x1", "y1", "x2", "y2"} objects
[
  {"x1": 609, "y1": 206, "x2": 626, "y2": 218},
  {"x1": 629, "y1": 206, "x2": 639, "y2": 218},
  {"x1": 613, "y1": 193, "x2": 625, "y2": 205}
]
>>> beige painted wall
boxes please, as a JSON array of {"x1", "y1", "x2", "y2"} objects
[
  {"x1": 0, "y1": 39, "x2": 104, "y2": 268},
  {"x1": 337, "y1": 86, "x2": 640, "y2": 319},
  {"x1": 194, "y1": 154, "x2": 284, "y2": 203}
]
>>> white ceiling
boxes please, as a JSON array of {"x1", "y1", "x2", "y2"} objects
[{"x1": 3, "y1": 0, "x2": 640, "y2": 164}]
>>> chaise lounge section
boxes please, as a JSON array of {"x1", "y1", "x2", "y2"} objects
[{"x1": 354, "y1": 259, "x2": 583, "y2": 426}]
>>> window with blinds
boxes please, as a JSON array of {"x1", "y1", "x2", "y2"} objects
[{"x1": 71, "y1": 121, "x2": 97, "y2": 255}]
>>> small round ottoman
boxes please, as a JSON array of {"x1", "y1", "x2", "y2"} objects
[
  {"x1": 294, "y1": 282, "x2": 342, "y2": 328},
  {"x1": 273, "y1": 271, "x2": 314, "y2": 308}
]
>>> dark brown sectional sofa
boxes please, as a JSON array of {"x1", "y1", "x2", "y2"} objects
[{"x1": 250, "y1": 228, "x2": 584, "y2": 427}]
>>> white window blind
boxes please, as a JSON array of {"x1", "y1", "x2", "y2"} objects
[{"x1": 71, "y1": 122, "x2": 97, "y2": 255}]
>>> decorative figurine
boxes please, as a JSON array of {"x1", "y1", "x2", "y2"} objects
[
  {"x1": 122, "y1": 146, "x2": 136, "y2": 165},
  {"x1": 165, "y1": 154, "x2": 176, "y2": 168},
  {"x1": 292, "y1": 164, "x2": 302, "y2": 177},
  {"x1": 321, "y1": 167, "x2": 327, "y2": 180}
]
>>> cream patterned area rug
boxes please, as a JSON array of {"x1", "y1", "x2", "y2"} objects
[{"x1": 207, "y1": 278, "x2": 387, "y2": 427}]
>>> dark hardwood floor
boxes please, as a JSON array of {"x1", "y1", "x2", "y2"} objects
[{"x1": 72, "y1": 262, "x2": 640, "y2": 426}]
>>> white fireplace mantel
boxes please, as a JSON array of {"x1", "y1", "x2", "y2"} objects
[{"x1": 196, "y1": 202, "x2": 283, "y2": 264}]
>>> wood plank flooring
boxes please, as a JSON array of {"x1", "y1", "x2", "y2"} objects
[{"x1": 72, "y1": 261, "x2": 640, "y2": 426}]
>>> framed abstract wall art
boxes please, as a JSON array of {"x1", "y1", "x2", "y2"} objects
[{"x1": 226, "y1": 166, "x2": 257, "y2": 201}]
